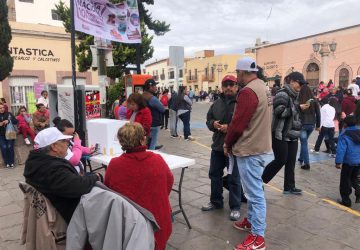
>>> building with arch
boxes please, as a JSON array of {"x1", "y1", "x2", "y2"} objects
[{"x1": 256, "y1": 25, "x2": 360, "y2": 88}]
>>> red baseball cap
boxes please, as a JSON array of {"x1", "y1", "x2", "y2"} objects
[{"x1": 221, "y1": 75, "x2": 237, "y2": 84}]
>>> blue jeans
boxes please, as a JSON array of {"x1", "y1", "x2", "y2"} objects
[
  {"x1": 314, "y1": 127, "x2": 336, "y2": 154},
  {"x1": 179, "y1": 111, "x2": 191, "y2": 139},
  {"x1": 209, "y1": 150, "x2": 242, "y2": 210},
  {"x1": 149, "y1": 126, "x2": 161, "y2": 150},
  {"x1": 236, "y1": 154, "x2": 267, "y2": 237},
  {"x1": 299, "y1": 124, "x2": 314, "y2": 165},
  {"x1": 0, "y1": 136, "x2": 15, "y2": 165}
]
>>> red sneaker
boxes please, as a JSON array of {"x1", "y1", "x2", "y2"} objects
[
  {"x1": 235, "y1": 234, "x2": 266, "y2": 250},
  {"x1": 233, "y1": 217, "x2": 251, "y2": 232}
]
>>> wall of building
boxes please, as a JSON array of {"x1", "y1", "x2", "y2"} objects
[
  {"x1": 145, "y1": 59, "x2": 184, "y2": 91},
  {"x1": 257, "y1": 25, "x2": 360, "y2": 87},
  {"x1": 184, "y1": 54, "x2": 250, "y2": 91},
  {"x1": 14, "y1": 0, "x2": 69, "y2": 27},
  {"x1": 1, "y1": 21, "x2": 98, "y2": 109}
]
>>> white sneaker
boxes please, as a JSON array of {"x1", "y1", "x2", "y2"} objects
[
  {"x1": 229, "y1": 210, "x2": 241, "y2": 221},
  {"x1": 186, "y1": 136, "x2": 195, "y2": 141},
  {"x1": 24, "y1": 138, "x2": 31, "y2": 145},
  {"x1": 310, "y1": 149, "x2": 319, "y2": 154}
]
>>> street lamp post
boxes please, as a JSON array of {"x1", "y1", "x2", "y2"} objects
[
  {"x1": 213, "y1": 63, "x2": 228, "y2": 88},
  {"x1": 312, "y1": 40, "x2": 337, "y2": 82}
]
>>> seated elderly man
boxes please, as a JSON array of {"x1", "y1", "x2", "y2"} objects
[{"x1": 24, "y1": 127, "x2": 100, "y2": 223}]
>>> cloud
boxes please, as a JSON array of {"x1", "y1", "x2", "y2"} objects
[{"x1": 144, "y1": 0, "x2": 360, "y2": 63}]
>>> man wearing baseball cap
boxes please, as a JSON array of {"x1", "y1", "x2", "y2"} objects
[
  {"x1": 24, "y1": 127, "x2": 100, "y2": 223},
  {"x1": 224, "y1": 57, "x2": 272, "y2": 250},
  {"x1": 143, "y1": 79, "x2": 165, "y2": 150},
  {"x1": 202, "y1": 75, "x2": 243, "y2": 221}
]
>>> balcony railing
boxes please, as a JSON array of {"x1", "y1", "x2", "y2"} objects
[
  {"x1": 186, "y1": 75, "x2": 198, "y2": 83},
  {"x1": 202, "y1": 75, "x2": 215, "y2": 82}
]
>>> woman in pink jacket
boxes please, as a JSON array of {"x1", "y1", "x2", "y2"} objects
[
  {"x1": 16, "y1": 106, "x2": 36, "y2": 145},
  {"x1": 53, "y1": 117, "x2": 95, "y2": 173}
]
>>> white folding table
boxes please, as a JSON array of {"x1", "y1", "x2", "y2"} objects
[{"x1": 90, "y1": 151, "x2": 195, "y2": 229}]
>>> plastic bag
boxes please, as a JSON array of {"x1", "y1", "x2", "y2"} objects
[{"x1": 5, "y1": 119, "x2": 17, "y2": 140}]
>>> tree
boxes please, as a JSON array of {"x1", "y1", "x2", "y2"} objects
[
  {"x1": 0, "y1": 0, "x2": 14, "y2": 81},
  {"x1": 55, "y1": 0, "x2": 170, "y2": 80}
]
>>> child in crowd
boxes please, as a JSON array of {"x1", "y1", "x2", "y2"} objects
[
  {"x1": 335, "y1": 115, "x2": 360, "y2": 207},
  {"x1": 16, "y1": 106, "x2": 36, "y2": 145},
  {"x1": 312, "y1": 98, "x2": 337, "y2": 156}
]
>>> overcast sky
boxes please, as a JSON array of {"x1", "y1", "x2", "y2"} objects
[{"x1": 145, "y1": 0, "x2": 360, "y2": 63}]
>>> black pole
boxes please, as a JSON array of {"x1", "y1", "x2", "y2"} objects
[
  {"x1": 70, "y1": 0, "x2": 79, "y2": 130},
  {"x1": 136, "y1": 43, "x2": 141, "y2": 74}
]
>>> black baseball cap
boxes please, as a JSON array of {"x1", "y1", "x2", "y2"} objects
[
  {"x1": 144, "y1": 79, "x2": 158, "y2": 90},
  {"x1": 287, "y1": 72, "x2": 306, "y2": 86}
]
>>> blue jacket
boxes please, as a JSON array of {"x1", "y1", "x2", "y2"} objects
[{"x1": 335, "y1": 126, "x2": 360, "y2": 166}]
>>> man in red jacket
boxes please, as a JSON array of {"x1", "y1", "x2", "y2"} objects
[{"x1": 224, "y1": 57, "x2": 272, "y2": 250}]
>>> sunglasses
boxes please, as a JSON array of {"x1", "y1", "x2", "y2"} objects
[{"x1": 222, "y1": 82, "x2": 236, "y2": 87}]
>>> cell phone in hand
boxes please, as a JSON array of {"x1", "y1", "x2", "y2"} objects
[{"x1": 306, "y1": 98, "x2": 314, "y2": 104}]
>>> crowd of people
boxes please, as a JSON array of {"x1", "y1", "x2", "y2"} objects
[{"x1": 2, "y1": 57, "x2": 360, "y2": 249}]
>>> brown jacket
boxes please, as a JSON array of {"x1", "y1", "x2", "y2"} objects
[
  {"x1": 232, "y1": 79, "x2": 273, "y2": 157},
  {"x1": 19, "y1": 182, "x2": 67, "y2": 250}
]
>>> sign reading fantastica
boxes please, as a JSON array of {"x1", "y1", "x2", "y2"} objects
[
  {"x1": 75, "y1": 0, "x2": 141, "y2": 44},
  {"x1": 9, "y1": 47, "x2": 61, "y2": 62}
]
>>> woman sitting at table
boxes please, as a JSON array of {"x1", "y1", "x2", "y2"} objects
[
  {"x1": 104, "y1": 123, "x2": 174, "y2": 250},
  {"x1": 126, "y1": 93, "x2": 152, "y2": 137}
]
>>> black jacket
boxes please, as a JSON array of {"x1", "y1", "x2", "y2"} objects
[
  {"x1": 206, "y1": 93, "x2": 236, "y2": 151},
  {"x1": 300, "y1": 100, "x2": 321, "y2": 128},
  {"x1": 0, "y1": 112, "x2": 18, "y2": 137},
  {"x1": 23, "y1": 150, "x2": 98, "y2": 223},
  {"x1": 143, "y1": 91, "x2": 165, "y2": 127}
]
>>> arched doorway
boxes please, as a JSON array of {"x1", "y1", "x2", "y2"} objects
[
  {"x1": 306, "y1": 63, "x2": 320, "y2": 87},
  {"x1": 339, "y1": 68, "x2": 350, "y2": 88}
]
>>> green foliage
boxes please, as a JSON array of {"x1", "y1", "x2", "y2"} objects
[
  {"x1": 55, "y1": 0, "x2": 170, "y2": 80},
  {"x1": 0, "y1": 0, "x2": 14, "y2": 81},
  {"x1": 107, "y1": 79, "x2": 125, "y2": 106}
]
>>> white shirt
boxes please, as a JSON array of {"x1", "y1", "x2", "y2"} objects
[
  {"x1": 320, "y1": 104, "x2": 335, "y2": 128},
  {"x1": 37, "y1": 96, "x2": 49, "y2": 108},
  {"x1": 348, "y1": 83, "x2": 359, "y2": 98}
]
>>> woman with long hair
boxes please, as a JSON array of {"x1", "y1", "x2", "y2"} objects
[
  {"x1": 0, "y1": 103, "x2": 18, "y2": 168},
  {"x1": 126, "y1": 93, "x2": 152, "y2": 137},
  {"x1": 176, "y1": 86, "x2": 194, "y2": 141},
  {"x1": 297, "y1": 85, "x2": 321, "y2": 170}
]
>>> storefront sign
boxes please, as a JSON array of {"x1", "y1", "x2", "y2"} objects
[
  {"x1": 9, "y1": 47, "x2": 61, "y2": 62},
  {"x1": 26, "y1": 92, "x2": 37, "y2": 114},
  {"x1": 74, "y1": 0, "x2": 141, "y2": 44},
  {"x1": 264, "y1": 61, "x2": 278, "y2": 70},
  {"x1": 85, "y1": 90, "x2": 101, "y2": 119}
]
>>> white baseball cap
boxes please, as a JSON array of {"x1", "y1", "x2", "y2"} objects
[
  {"x1": 236, "y1": 57, "x2": 258, "y2": 72},
  {"x1": 35, "y1": 127, "x2": 73, "y2": 148},
  {"x1": 356, "y1": 75, "x2": 360, "y2": 78}
]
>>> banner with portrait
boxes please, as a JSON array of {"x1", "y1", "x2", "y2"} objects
[{"x1": 74, "y1": 0, "x2": 141, "y2": 44}]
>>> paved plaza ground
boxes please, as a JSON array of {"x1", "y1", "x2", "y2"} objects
[{"x1": 0, "y1": 102, "x2": 359, "y2": 249}]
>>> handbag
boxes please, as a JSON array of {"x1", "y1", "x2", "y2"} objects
[{"x1": 5, "y1": 117, "x2": 17, "y2": 140}]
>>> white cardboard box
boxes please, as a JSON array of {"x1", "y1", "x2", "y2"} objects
[{"x1": 87, "y1": 119, "x2": 128, "y2": 156}]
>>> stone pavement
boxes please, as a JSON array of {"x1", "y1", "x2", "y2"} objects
[{"x1": 1, "y1": 102, "x2": 359, "y2": 250}]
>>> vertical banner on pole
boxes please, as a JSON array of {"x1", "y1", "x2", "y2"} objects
[{"x1": 74, "y1": 0, "x2": 142, "y2": 44}]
